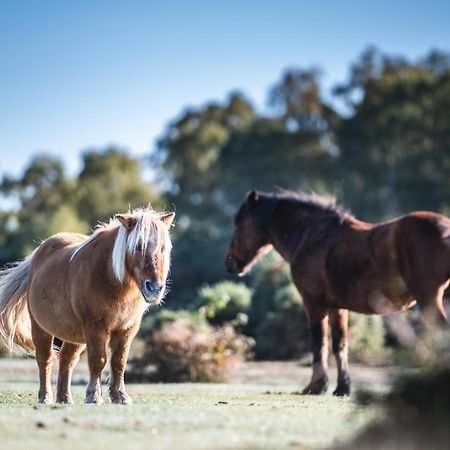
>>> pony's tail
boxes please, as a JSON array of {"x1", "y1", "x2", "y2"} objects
[{"x1": 0, "y1": 252, "x2": 36, "y2": 354}]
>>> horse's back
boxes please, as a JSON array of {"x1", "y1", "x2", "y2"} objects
[{"x1": 35, "y1": 232, "x2": 87, "y2": 258}]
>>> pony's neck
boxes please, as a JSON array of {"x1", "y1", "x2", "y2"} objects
[{"x1": 264, "y1": 199, "x2": 350, "y2": 263}]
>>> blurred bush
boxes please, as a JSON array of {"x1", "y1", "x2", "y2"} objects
[
  {"x1": 197, "y1": 281, "x2": 252, "y2": 326},
  {"x1": 348, "y1": 313, "x2": 390, "y2": 364},
  {"x1": 247, "y1": 253, "x2": 310, "y2": 360},
  {"x1": 342, "y1": 331, "x2": 450, "y2": 450},
  {"x1": 129, "y1": 310, "x2": 253, "y2": 382}
]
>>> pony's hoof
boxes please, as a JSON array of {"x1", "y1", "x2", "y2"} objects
[
  {"x1": 56, "y1": 397, "x2": 74, "y2": 405},
  {"x1": 85, "y1": 392, "x2": 104, "y2": 405},
  {"x1": 37, "y1": 394, "x2": 53, "y2": 404},
  {"x1": 302, "y1": 377, "x2": 329, "y2": 395},
  {"x1": 333, "y1": 383, "x2": 351, "y2": 397},
  {"x1": 110, "y1": 391, "x2": 133, "y2": 405}
]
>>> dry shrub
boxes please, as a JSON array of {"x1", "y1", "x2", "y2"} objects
[{"x1": 130, "y1": 318, "x2": 253, "y2": 382}]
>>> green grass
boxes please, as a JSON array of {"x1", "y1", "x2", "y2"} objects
[{"x1": 0, "y1": 381, "x2": 379, "y2": 450}]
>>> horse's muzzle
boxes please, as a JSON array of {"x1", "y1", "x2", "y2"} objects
[
  {"x1": 141, "y1": 280, "x2": 164, "y2": 304},
  {"x1": 225, "y1": 255, "x2": 242, "y2": 275}
]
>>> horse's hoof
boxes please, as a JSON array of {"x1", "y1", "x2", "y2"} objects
[
  {"x1": 56, "y1": 397, "x2": 74, "y2": 405},
  {"x1": 333, "y1": 383, "x2": 351, "y2": 397},
  {"x1": 37, "y1": 394, "x2": 53, "y2": 404},
  {"x1": 110, "y1": 391, "x2": 133, "y2": 405},
  {"x1": 301, "y1": 377, "x2": 329, "y2": 395},
  {"x1": 85, "y1": 393, "x2": 104, "y2": 405}
]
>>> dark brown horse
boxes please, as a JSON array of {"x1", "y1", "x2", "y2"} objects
[{"x1": 226, "y1": 190, "x2": 450, "y2": 396}]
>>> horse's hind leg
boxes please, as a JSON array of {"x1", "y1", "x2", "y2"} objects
[
  {"x1": 56, "y1": 342, "x2": 85, "y2": 404},
  {"x1": 415, "y1": 285, "x2": 448, "y2": 327},
  {"x1": 85, "y1": 327, "x2": 108, "y2": 405},
  {"x1": 109, "y1": 326, "x2": 138, "y2": 405},
  {"x1": 31, "y1": 318, "x2": 54, "y2": 404},
  {"x1": 329, "y1": 309, "x2": 351, "y2": 396}
]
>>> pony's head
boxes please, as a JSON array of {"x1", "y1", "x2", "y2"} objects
[
  {"x1": 113, "y1": 208, "x2": 175, "y2": 304},
  {"x1": 225, "y1": 190, "x2": 273, "y2": 276}
]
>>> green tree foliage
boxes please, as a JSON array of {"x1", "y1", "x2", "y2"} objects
[
  {"x1": 0, "y1": 156, "x2": 86, "y2": 261},
  {"x1": 335, "y1": 47, "x2": 450, "y2": 219},
  {"x1": 77, "y1": 148, "x2": 161, "y2": 225}
]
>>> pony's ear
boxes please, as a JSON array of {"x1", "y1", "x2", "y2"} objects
[
  {"x1": 247, "y1": 189, "x2": 259, "y2": 207},
  {"x1": 116, "y1": 214, "x2": 136, "y2": 231},
  {"x1": 160, "y1": 212, "x2": 176, "y2": 228}
]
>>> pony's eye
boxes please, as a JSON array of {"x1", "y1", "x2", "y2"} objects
[{"x1": 136, "y1": 242, "x2": 143, "y2": 252}]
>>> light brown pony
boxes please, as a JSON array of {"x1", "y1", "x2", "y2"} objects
[
  {"x1": 226, "y1": 190, "x2": 450, "y2": 396},
  {"x1": 0, "y1": 207, "x2": 175, "y2": 404}
]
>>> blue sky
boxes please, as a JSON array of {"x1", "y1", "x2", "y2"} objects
[{"x1": 1, "y1": 0, "x2": 449, "y2": 178}]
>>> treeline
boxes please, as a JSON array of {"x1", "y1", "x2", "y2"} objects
[{"x1": 1, "y1": 47, "x2": 449, "y2": 318}]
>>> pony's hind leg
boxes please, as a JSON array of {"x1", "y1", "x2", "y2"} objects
[
  {"x1": 56, "y1": 342, "x2": 85, "y2": 404},
  {"x1": 329, "y1": 309, "x2": 351, "y2": 396},
  {"x1": 85, "y1": 327, "x2": 108, "y2": 405},
  {"x1": 31, "y1": 318, "x2": 54, "y2": 404},
  {"x1": 108, "y1": 326, "x2": 139, "y2": 405}
]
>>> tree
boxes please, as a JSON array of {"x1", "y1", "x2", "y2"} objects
[
  {"x1": 0, "y1": 156, "x2": 87, "y2": 262},
  {"x1": 335, "y1": 48, "x2": 450, "y2": 219},
  {"x1": 76, "y1": 147, "x2": 161, "y2": 225}
]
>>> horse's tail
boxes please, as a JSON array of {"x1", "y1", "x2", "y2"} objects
[{"x1": 0, "y1": 252, "x2": 36, "y2": 354}]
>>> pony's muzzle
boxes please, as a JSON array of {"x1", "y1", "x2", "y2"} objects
[{"x1": 141, "y1": 280, "x2": 164, "y2": 303}]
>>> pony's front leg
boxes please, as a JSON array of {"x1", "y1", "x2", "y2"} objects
[
  {"x1": 56, "y1": 342, "x2": 85, "y2": 404},
  {"x1": 329, "y1": 309, "x2": 351, "y2": 396},
  {"x1": 302, "y1": 305, "x2": 329, "y2": 395},
  {"x1": 85, "y1": 328, "x2": 108, "y2": 405},
  {"x1": 31, "y1": 318, "x2": 54, "y2": 404},
  {"x1": 108, "y1": 326, "x2": 138, "y2": 405}
]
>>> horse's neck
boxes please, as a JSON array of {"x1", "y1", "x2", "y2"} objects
[{"x1": 265, "y1": 204, "x2": 346, "y2": 263}]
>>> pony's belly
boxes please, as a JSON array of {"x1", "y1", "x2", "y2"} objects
[{"x1": 28, "y1": 294, "x2": 86, "y2": 343}]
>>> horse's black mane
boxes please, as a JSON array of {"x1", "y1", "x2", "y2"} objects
[
  {"x1": 268, "y1": 190, "x2": 350, "y2": 216},
  {"x1": 236, "y1": 190, "x2": 351, "y2": 226}
]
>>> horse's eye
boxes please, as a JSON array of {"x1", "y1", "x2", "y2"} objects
[{"x1": 136, "y1": 242, "x2": 143, "y2": 252}]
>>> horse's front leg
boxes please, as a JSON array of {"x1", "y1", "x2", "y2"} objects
[
  {"x1": 329, "y1": 308, "x2": 351, "y2": 396},
  {"x1": 108, "y1": 326, "x2": 138, "y2": 405},
  {"x1": 302, "y1": 304, "x2": 329, "y2": 395},
  {"x1": 85, "y1": 327, "x2": 108, "y2": 405},
  {"x1": 56, "y1": 342, "x2": 85, "y2": 404}
]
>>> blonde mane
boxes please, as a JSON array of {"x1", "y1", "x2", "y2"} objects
[{"x1": 71, "y1": 207, "x2": 172, "y2": 282}]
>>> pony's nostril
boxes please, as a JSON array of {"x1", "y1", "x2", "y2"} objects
[{"x1": 144, "y1": 280, "x2": 163, "y2": 293}]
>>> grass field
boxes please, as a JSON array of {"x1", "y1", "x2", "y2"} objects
[{"x1": 0, "y1": 359, "x2": 396, "y2": 450}]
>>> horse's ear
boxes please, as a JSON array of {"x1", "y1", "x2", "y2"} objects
[
  {"x1": 116, "y1": 214, "x2": 136, "y2": 231},
  {"x1": 247, "y1": 189, "x2": 259, "y2": 207},
  {"x1": 160, "y1": 212, "x2": 176, "y2": 228}
]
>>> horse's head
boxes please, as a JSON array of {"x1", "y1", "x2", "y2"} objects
[
  {"x1": 225, "y1": 190, "x2": 273, "y2": 276},
  {"x1": 115, "y1": 210, "x2": 175, "y2": 304}
]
